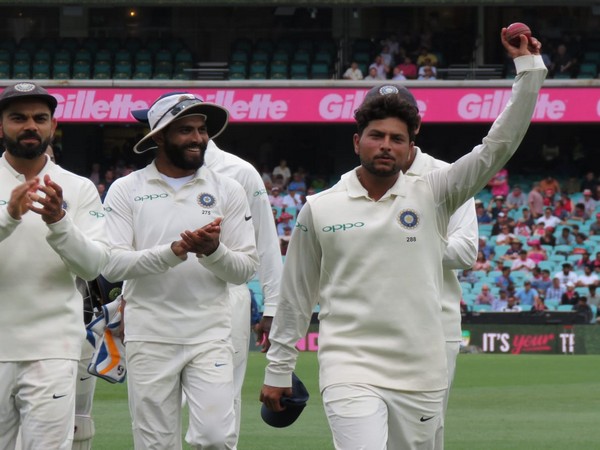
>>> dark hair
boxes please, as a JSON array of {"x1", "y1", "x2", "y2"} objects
[{"x1": 354, "y1": 94, "x2": 420, "y2": 142}]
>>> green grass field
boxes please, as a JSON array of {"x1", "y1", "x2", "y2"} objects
[{"x1": 91, "y1": 352, "x2": 600, "y2": 449}]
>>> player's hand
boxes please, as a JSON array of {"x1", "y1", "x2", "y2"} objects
[
  {"x1": 501, "y1": 28, "x2": 541, "y2": 57},
  {"x1": 254, "y1": 316, "x2": 273, "y2": 353},
  {"x1": 171, "y1": 240, "x2": 190, "y2": 260},
  {"x1": 27, "y1": 175, "x2": 66, "y2": 224},
  {"x1": 180, "y1": 217, "x2": 222, "y2": 257},
  {"x1": 7, "y1": 178, "x2": 39, "y2": 220},
  {"x1": 260, "y1": 384, "x2": 292, "y2": 412}
]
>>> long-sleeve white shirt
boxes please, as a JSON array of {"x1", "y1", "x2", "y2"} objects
[
  {"x1": 266, "y1": 54, "x2": 547, "y2": 393},
  {"x1": 102, "y1": 162, "x2": 259, "y2": 344},
  {"x1": 0, "y1": 155, "x2": 109, "y2": 361},
  {"x1": 405, "y1": 149, "x2": 479, "y2": 341},
  {"x1": 204, "y1": 141, "x2": 282, "y2": 316}
]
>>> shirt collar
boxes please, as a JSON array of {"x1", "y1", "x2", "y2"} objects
[
  {"x1": 0, "y1": 153, "x2": 54, "y2": 181},
  {"x1": 203, "y1": 140, "x2": 223, "y2": 169},
  {"x1": 405, "y1": 147, "x2": 426, "y2": 176},
  {"x1": 146, "y1": 160, "x2": 209, "y2": 182},
  {"x1": 342, "y1": 166, "x2": 406, "y2": 200}
]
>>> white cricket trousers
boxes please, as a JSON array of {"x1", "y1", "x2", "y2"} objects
[
  {"x1": 434, "y1": 341, "x2": 460, "y2": 450},
  {"x1": 127, "y1": 340, "x2": 237, "y2": 450},
  {"x1": 229, "y1": 284, "x2": 252, "y2": 440},
  {"x1": 0, "y1": 359, "x2": 78, "y2": 450},
  {"x1": 322, "y1": 383, "x2": 445, "y2": 450}
]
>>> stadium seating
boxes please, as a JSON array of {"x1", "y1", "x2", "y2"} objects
[{"x1": 473, "y1": 304, "x2": 492, "y2": 312}]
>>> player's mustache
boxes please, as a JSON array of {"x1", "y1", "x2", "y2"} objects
[{"x1": 18, "y1": 131, "x2": 42, "y2": 141}]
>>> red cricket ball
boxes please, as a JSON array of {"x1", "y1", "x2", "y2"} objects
[{"x1": 506, "y1": 22, "x2": 532, "y2": 47}]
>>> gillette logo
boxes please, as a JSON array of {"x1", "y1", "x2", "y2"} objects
[
  {"x1": 200, "y1": 91, "x2": 287, "y2": 119},
  {"x1": 319, "y1": 91, "x2": 427, "y2": 120},
  {"x1": 457, "y1": 91, "x2": 566, "y2": 120},
  {"x1": 53, "y1": 90, "x2": 288, "y2": 121}
]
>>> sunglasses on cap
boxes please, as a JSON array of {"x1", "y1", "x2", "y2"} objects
[{"x1": 153, "y1": 98, "x2": 203, "y2": 129}]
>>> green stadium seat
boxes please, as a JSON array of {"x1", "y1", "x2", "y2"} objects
[
  {"x1": 472, "y1": 304, "x2": 492, "y2": 312},
  {"x1": 174, "y1": 49, "x2": 193, "y2": 65},
  {"x1": 290, "y1": 62, "x2": 308, "y2": 79},
  {"x1": 114, "y1": 61, "x2": 132, "y2": 76},
  {"x1": 132, "y1": 71, "x2": 151, "y2": 80},
  {"x1": 73, "y1": 60, "x2": 91, "y2": 78},
  {"x1": 313, "y1": 50, "x2": 332, "y2": 65},
  {"x1": 251, "y1": 50, "x2": 270, "y2": 64},
  {"x1": 155, "y1": 49, "x2": 172, "y2": 64},
  {"x1": 556, "y1": 304, "x2": 573, "y2": 312},
  {"x1": 292, "y1": 50, "x2": 311, "y2": 65},
  {"x1": 228, "y1": 63, "x2": 247, "y2": 79},
  {"x1": 173, "y1": 72, "x2": 191, "y2": 80},
  {"x1": 311, "y1": 62, "x2": 330, "y2": 79},
  {"x1": 93, "y1": 61, "x2": 112, "y2": 79},
  {"x1": 271, "y1": 50, "x2": 289, "y2": 65},
  {"x1": 33, "y1": 49, "x2": 51, "y2": 65},
  {"x1": 95, "y1": 49, "x2": 112, "y2": 64},
  {"x1": 114, "y1": 49, "x2": 131, "y2": 64},
  {"x1": 52, "y1": 61, "x2": 70, "y2": 79},
  {"x1": 249, "y1": 62, "x2": 267, "y2": 79},
  {"x1": 228, "y1": 72, "x2": 246, "y2": 80},
  {"x1": 154, "y1": 61, "x2": 173, "y2": 77},
  {"x1": 32, "y1": 62, "x2": 51, "y2": 79},
  {"x1": 269, "y1": 61, "x2": 288, "y2": 78},
  {"x1": 74, "y1": 48, "x2": 92, "y2": 63},
  {"x1": 12, "y1": 62, "x2": 30, "y2": 79},
  {"x1": 578, "y1": 62, "x2": 598, "y2": 78},
  {"x1": 134, "y1": 60, "x2": 152, "y2": 78},
  {"x1": 53, "y1": 49, "x2": 71, "y2": 65},
  {"x1": 13, "y1": 49, "x2": 31, "y2": 65},
  {"x1": 152, "y1": 72, "x2": 171, "y2": 80}
]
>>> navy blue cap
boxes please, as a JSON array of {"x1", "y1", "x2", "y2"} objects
[
  {"x1": 364, "y1": 84, "x2": 418, "y2": 110},
  {"x1": 0, "y1": 82, "x2": 58, "y2": 114},
  {"x1": 130, "y1": 91, "x2": 188, "y2": 123},
  {"x1": 261, "y1": 373, "x2": 309, "y2": 428}
]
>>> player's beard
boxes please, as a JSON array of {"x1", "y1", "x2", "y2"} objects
[
  {"x1": 3, "y1": 131, "x2": 50, "y2": 160},
  {"x1": 360, "y1": 155, "x2": 401, "y2": 178},
  {"x1": 163, "y1": 139, "x2": 207, "y2": 171}
]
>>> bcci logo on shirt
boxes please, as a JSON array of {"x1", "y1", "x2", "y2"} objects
[
  {"x1": 397, "y1": 209, "x2": 420, "y2": 230},
  {"x1": 197, "y1": 193, "x2": 216, "y2": 208}
]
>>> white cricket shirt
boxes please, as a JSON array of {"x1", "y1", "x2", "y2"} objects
[
  {"x1": 0, "y1": 155, "x2": 109, "y2": 361},
  {"x1": 204, "y1": 141, "x2": 282, "y2": 316},
  {"x1": 406, "y1": 149, "x2": 479, "y2": 341},
  {"x1": 102, "y1": 161, "x2": 259, "y2": 344},
  {"x1": 266, "y1": 55, "x2": 547, "y2": 393}
]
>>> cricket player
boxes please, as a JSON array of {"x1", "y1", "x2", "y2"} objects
[
  {"x1": 0, "y1": 82, "x2": 109, "y2": 449},
  {"x1": 131, "y1": 95, "x2": 283, "y2": 443},
  {"x1": 363, "y1": 84, "x2": 479, "y2": 448},
  {"x1": 102, "y1": 93, "x2": 259, "y2": 448},
  {"x1": 261, "y1": 28, "x2": 547, "y2": 449}
]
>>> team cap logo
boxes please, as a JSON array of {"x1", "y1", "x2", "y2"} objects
[
  {"x1": 379, "y1": 85, "x2": 400, "y2": 96},
  {"x1": 197, "y1": 192, "x2": 216, "y2": 208},
  {"x1": 398, "y1": 209, "x2": 420, "y2": 230},
  {"x1": 14, "y1": 82, "x2": 37, "y2": 92}
]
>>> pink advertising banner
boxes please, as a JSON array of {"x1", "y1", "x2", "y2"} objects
[{"x1": 41, "y1": 87, "x2": 600, "y2": 124}]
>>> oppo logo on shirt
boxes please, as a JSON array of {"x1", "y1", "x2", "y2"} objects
[
  {"x1": 253, "y1": 189, "x2": 267, "y2": 197},
  {"x1": 322, "y1": 222, "x2": 365, "y2": 233},
  {"x1": 134, "y1": 193, "x2": 169, "y2": 202}
]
